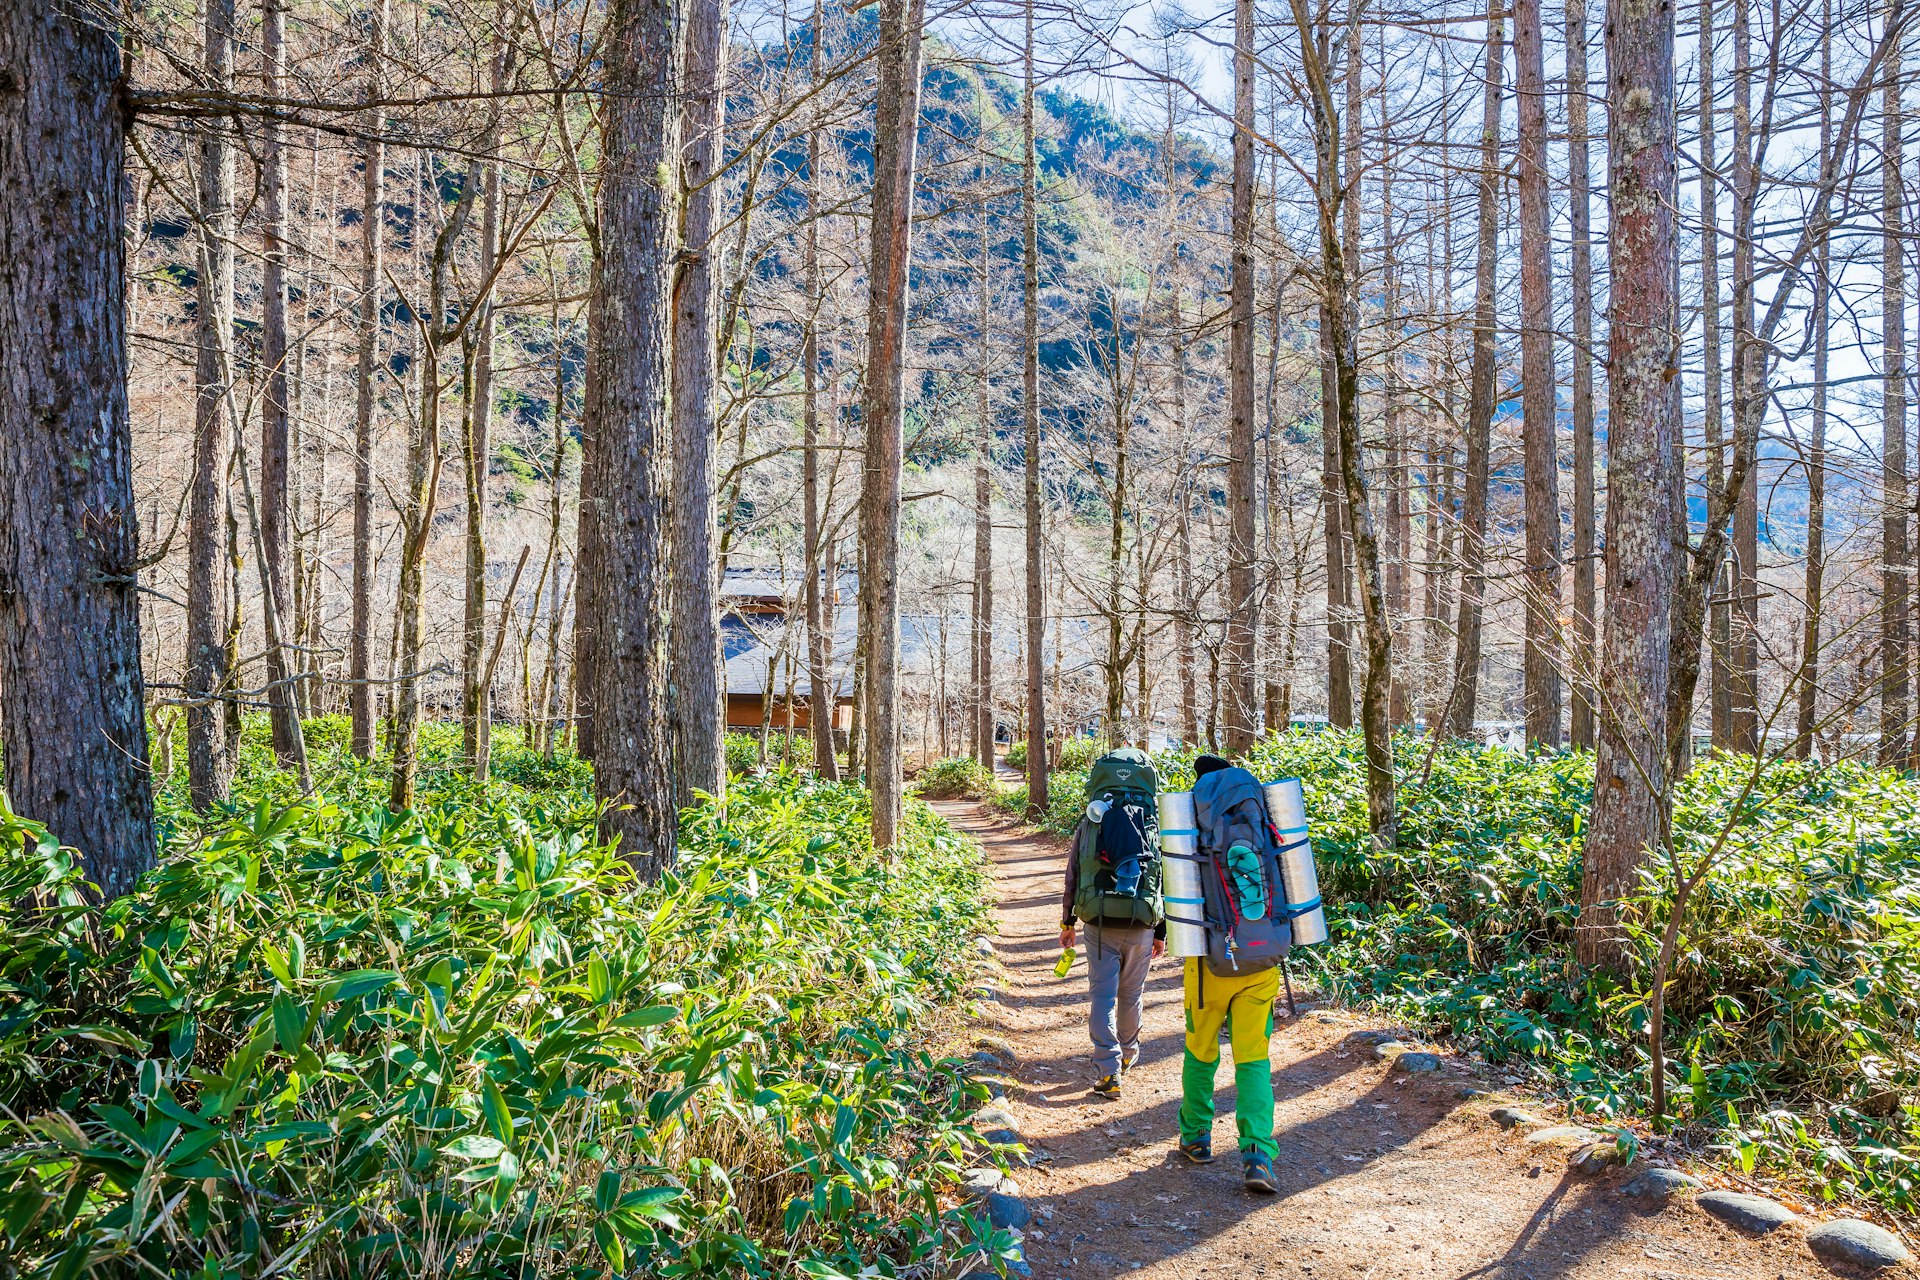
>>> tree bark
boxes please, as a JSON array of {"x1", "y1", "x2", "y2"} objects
[
  {"x1": 1449, "y1": 7, "x2": 1504, "y2": 740},
  {"x1": 858, "y1": 0, "x2": 925, "y2": 850},
  {"x1": 1882, "y1": 0, "x2": 1910, "y2": 765},
  {"x1": 670, "y1": 0, "x2": 729, "y2": 806},
  {"x1": 0, "y1": 3, "x2": 155, "y2": 897},
  {"x1": 1222, "y1": 0, "x2": 1260, "y2": 753},
  {"x1": 1580, "y1": 0, "x2": 1678, "y2": 971},
  {"x1": 260, "y1": 0, "x2": 302, "y2": 766},
  {"x1": 1795, "y1": 5, "x2": 1833, "y2": 760},
  {"x1": 350, "y1": 0, "x2": 388, "y2": 760},
  {"x1": 1727, "y1": 0, "x2": 1761, "y2": 755},
  {"x1": 592, "y1": 0, "x2": 686, "y2": 873},
  {"x1": 1516, "y1": 0, "x2": 1563, "y2": 746},
  {"x1": 188, "y1": 0, "x2": 237, "y2": 808},
  {"x1": 1022, "y1": 0, "x2": 1049, "y2": 814},
  {"x1": 802, "y1": 25, "x2": 841, "y2": 782},
  {"x1": 973, "y1": 200, "x2": 996, "y2": 768},
  {"x1": 1698, "y1": 0, "x2": 1732, "y2": 749},
  {"x1": 1568, "y1": 0, "x2": 1599, "y2": 750}
]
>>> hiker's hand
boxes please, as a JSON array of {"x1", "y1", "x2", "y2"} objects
[
  {"x1": 1151, "y1": 939, "x2": 1165, "y2": 958},
  {"x1": 1058, "y1": 925, "x2": 1075, "y2": 950}
]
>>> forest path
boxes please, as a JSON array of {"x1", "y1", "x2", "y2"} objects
[{"x1": 931, "y1": 799, "x2": 1894, "y2": 1280}]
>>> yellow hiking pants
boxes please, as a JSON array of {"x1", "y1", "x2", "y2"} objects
[{"x1": 1179, "y1": 958, "x2": 1278, "y2": 1158}]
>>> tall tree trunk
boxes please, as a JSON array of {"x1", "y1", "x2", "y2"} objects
[
  {"x1": 1289, "y1": 0, "x2": 1394, "y2": 838},
  {"x1": 592, "y1": 0, "x2": 686, "y2": 873},
  {"x1": 1882, "y1": 0, "x2": 1910, "y2": 765},
  {"x1": 1568, "y1": 0, "x2": 1599, "y2": 750},
  {"x1": 859, "y1": 0, "x2": 924, "y2": 850},
  {"x1": 973, "y1": 202, "x2": 996, "y2": 768},
  {"x1": 1022, "y1": 0, "x2": 1049, "y2": 815},
  {"x1": 1222, "y1": 0, "x2": 1259, "y2": 752},
  {"x1": 1727, "y1": 0, "x2": 1761, "y2": 755},
  {"x1": 803, "y1": 27, "x2": 841, "y2": 782},
  {"x1": 1579, "y1": 0, "x2": 1678, "y2": 971},
  {"x1": 1321, "y1": 22, "x2": 1352, "y2": 733},
  {"x1": 1795, "y1": 6, "x2": 1833, "y2": 760},
  {"x1": 1174, "y1": 321, "x2": 1199, "y2": 746},
  {"x1": 1699, "y1": 0, "x2": 1732, "y2": 749},
  {"x1": 1449, "y1": 7, "x2": 1504, "y2": 739},
  {"x1": 350, "y1": 0, "x2": 388, "y2": 760},
  {"x1": 670, "y1": 0, "x2": 729, "y2": 806},
  {"x1": 0, "y1": 3, "x2": 155, "y2": 897},
  {"x1": 188, "y1": 0, "x2": 236, "y2": 808},
  {"x1": 462, "y1": 79, "x2": 505, "y2": 779},
  {"x1": 1516, "y1": 0, "x2": 1563, "y2": 746},
  {"x1": 260, "y1": 0, "x2": 302, "y2": 766}
]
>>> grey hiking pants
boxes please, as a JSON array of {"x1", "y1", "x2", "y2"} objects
[{"x1": 1085, "y1": 922, "x2": 1155, "y2": 1079}]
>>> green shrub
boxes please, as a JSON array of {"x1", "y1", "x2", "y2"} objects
[
  {"x1": 724, "y1": 730, "x2": 818, "y2": 777},
  {"x1": 1002, "y1": 741, "x2": 1025, "y2": 770},
  {"x1": 913, "y1": 757, "x2": 997, "y2": 801},
  {"x1": 0, "y1": 767, "x2": 1005, "y2": 1277}
]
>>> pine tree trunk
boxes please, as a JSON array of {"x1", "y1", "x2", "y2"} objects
[
  {"x1": 188, "y1": 0, "x2": 237, "y2": 808},
  {"x1": 1449, "y1": 8, "x2": 1504, "y2": 739},
  {"x1": 1795, "y1": 11, "x2": 1833, "y2": 760},
  {"x1": 973, "y1": 203, "x2": 996, "y2": 768},
  {"x1": 1022, "y1": 0, "x2": 1049, "y2": 813},
  {"x1": 1580, "y1": 0, "x2": 1678, "y2": 971},
  {"x1": 0, "y1": 3, "x2": 155, "y2": 898},
  {"x1": 1882, "y1": 0, "x2": 1910, "y2": 765},
  {"x1": 1222, "y1": 0, "x2": 1260, "y2": 753},
  {"x1": 1726, "y1": 0, "x2": 1762, "y2": 756},
  {"x1": 350, "y1": 0, "x2": 388, "y2": 760},
  {"x1": 1516, "y1": 0, "x2": 1563, "y2": 746},
  {"x1": 670, "y1": 0, "x2": 729, "y2": 805},
  {"x1": 858, "y1": 0, "x2": 925, "y2": 850},
  {"x1": 592, "y1": 0, "x2": 686, "y2": 873},
  {"x1": 260, "y1": 0, "x2": 302, "y2": 766},
  {"x1": 1567, "y1": 0, "x2": 1598, "y2": 751}
]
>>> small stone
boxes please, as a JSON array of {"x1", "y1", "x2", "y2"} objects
[
  {"x1": 1618, "y1": 1167, "x2": 1701, "y2": 1203},
  {"x1": 963, "y1": 1167, "x2": 1020, "y2": 1198},
  {"x1": 973, "y1": 1034, "x2": 1019, "y2": 1063},
  {"x1": 974, "y1": 936, "x2": 997, "y2": 958},
  {"x1": 983, "y1": 1191, "x2": 1032, "y2": 1230},
  {"x1": 1372, "y1": 1040, "x2": 1410, "y2": 1060},
  {"x1": 1568, "y1": 1141, "x2": 1627, "y2": 1175},
  {"x1": 1490, "y1": 1106, "x2": 1543, "y2": 1129},
  {"x1": 1314, "y1": 1011, "x2": 1346, "y2": 1024},
  {"x1": 1393, "y1": 1051, "x2": 1443, "y2": 1075},
  {"x1": 1523, "y1": 1125, "x2": 1599, "y2": 1147},
  {"x1": 1351, "y1": 1028, "x2": 1411, "y2": 1046},
  {"x1": 980, "y1": 1127, "x2": 1022, "y2": 1148},
  {"x1": 1456, "y1": 1086, "x2": 1488, "y2": 1099},
  {"x1": 973, "y1": 1105, "x2": 1020, "y2": 1130},
  {"x1": 969, "y1": 1050, "x2": 1009, "y2": 1071},
  {"x1": 1806, "y1": 1220, "x2": 1911, "y2": 1268},
  {"x1": 1697, "y1": 1190, "x2": 1798, "y2": 1234}
]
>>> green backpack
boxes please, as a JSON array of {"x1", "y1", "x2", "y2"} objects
[{"x1": 1071, "y1": 749, "x2": 1164, "y2": 928}]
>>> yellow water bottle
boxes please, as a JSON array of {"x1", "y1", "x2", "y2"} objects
[{"x1": 1053, "y1": 946, "x2": 1076, "y2": 979}]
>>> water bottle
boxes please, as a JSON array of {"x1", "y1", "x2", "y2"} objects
[{"x1": 1053, "y1": 946, "x2": 1076, "y2": 979}]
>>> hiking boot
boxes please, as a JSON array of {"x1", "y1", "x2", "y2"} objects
[
  {"x1": 1242, "y1": 1150, "x2": 1278, "y2": 1195},
  {"x1": 1121, "y1": 1047, "x2": 1140, "y2": 1072},
  {"x1": 1091, "y1": 1073, "x2": 1121, "y2": 1099},
  {"x1": 1178, "y1": 1136, "x2": 1213, "y2": 1165}
]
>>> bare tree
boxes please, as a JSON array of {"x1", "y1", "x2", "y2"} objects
[
  {"x1": 1222, "y1": 0, "x2": 1260, "y2": 753},
  {"x1": 1567, "y1": 0, "x2": 1599, "y2": 750},
  {"x1": 350, "y1": 0, "x2": 389, "y2": 760},
  {"x1": 1022, "y1": 0, "x2": 1049, "y2": 815},
  {"x1": 260, "y1": 0, "x2": 302, "y2": 767},
  {"x1": 1881, "y1": 0, "x2": 1909, "y2": 765},
  {"x1": 1579, "y1": 0, "x2": 1679, "y2": 972},
  {"x1": 591, "y1": 0, "x2": 686, "y2": 873},
  {"x1": 0, "y1": 2, "x2": 155, "y2": 898},
  {"x1": 859, "y1": 0, "x2": 926, "y2": 849}
]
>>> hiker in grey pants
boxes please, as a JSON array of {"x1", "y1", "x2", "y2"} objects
[{"x1": 1061, "y1": 852, "x2": 1164, "y2": 1097}]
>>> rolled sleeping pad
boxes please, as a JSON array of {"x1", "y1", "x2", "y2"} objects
[
  {"x1": 1262, "y1": 778, "x2": 1329, "y2": 946},
  {"x1": 1155, "y1": 790, "x2": 1210, "y2": 958}
]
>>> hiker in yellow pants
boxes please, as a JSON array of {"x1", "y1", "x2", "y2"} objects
[{"x1": 1177, "y1": 957, "x2": 1279, "y2": 1192}]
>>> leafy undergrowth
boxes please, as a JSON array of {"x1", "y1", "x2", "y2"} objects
[
  {"x1": 1, "y1": 744, "x2": 1001, "y2": 1277},
  {"x1": 999, "y1": 729, "x2": 1920, "y2": 1217},
  {"x1": 912, "y1": 757, "x2": 998, "y2": 801}
]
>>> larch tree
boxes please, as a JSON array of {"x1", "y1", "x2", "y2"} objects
[
  {"x1": 0, "y1": 2, "x2": 155, "y2": 899},
  {"x1": 1579, "y1": 0, "x2": 1679, "y2": 972},
  {"x1": 858, "y1": 0, "x2": 926, "y2": 850},
  {"x1": 1222, "y1": 0, "x2": 1260, "y2": 753},
  {"x1": 1567, "y1": 0, "x2": 1599, "y2": 751},
  {"x1": 671, "y1": 0, "x2": 730, "y2": 806},
  {"x1": 349, "y1": 0, "x2": 388, "y2": 761},
  {"x1": 1022, "y1": 0, "x2": 1049, "y2": 816},
  {"x1": 592, "y1": 0, "x2": 687, "y2": 874}
]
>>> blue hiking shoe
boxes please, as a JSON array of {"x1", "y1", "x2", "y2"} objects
[
  {"x1": 1242, "y1": 1149, "x2": 1278, "y2": 1194},
  {"x1": 1179, "y1": 1135, "x2": 1213, "y2": 1165}
]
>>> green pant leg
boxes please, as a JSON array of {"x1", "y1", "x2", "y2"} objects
[
  {"x1": 1227, "y1": 972, "x2": 1280, "y2": 1158},
  {"x1": 1179, "y1": 959, "x2": 1225, "y2": 1142}
]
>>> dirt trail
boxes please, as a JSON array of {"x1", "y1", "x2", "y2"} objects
[{"x1": 934, "y1": 798, "x2": 1907, "y2": 1280}]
